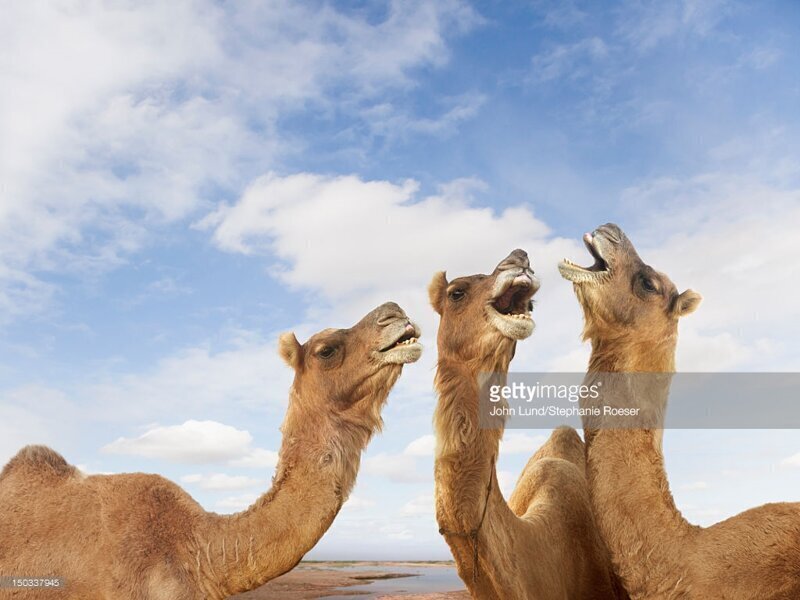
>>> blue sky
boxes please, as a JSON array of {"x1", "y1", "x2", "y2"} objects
[{"x1": 1, "y1": 0, "x2": 799, "y2": 559}]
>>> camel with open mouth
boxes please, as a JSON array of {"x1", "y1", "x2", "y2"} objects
[
  {"x1": 561, "y1": 222, "x2": 800, "y2": 599},
  {"x1": 430, "y1": 249, "x2": 626, "y2": 599},
  {"x1": 0, "y1": 303, "x2": 422, "y2": 599}
]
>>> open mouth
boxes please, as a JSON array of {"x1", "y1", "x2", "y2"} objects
[
  {"x1": 559, "y1": 233, "x2": 611, "y2": 284},
  {"x1": 489, "y1": 274, "x2": 535, "y2": 321},
  {"x1": 378, "y1": 323, "x2": 422, "y2": 364},
  {"x1": 380, "y1": 328, "x2": 419, "y2": 352}
]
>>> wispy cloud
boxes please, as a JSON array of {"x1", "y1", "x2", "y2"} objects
[
  {"x1": 530, "y1": 0, "x2": 588, "y2": 29},
  {"x1": 361, "y1": 93, "x2": 486, "y2": 142},
  {"x1": 0, "y1": 0, "x2": 479, "y2": 321},
  {"x1": 615, "y1": 0, "x2": 734, "y2": 52},
  {"x1": 529, "y1": 37, "x2": 609, "y2": 84}
]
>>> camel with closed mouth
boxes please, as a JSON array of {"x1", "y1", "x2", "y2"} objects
[
  {"x1": 430, "y1": 249, "x2": 626, "y2": 599},
  {"x1": 561, "y1": 222, "x2": 800, "y2": 599},
  {"x1": 0, "y1": 303, "x2": 422, "y2": 599}
]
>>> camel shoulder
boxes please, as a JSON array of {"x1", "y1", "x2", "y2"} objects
[{"x1": 0, "y1": 445, "x2": 77, "y2": 480}]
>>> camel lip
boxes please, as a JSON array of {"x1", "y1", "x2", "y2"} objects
[
  {"x1": 378, "y1": 323, "x2": 421, "y2": 352},
  {"x1": 559, "y1": 232, "x2": 610, "y2": 283}
]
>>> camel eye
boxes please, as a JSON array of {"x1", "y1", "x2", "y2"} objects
[
  {"x1": 449, "y1": 288, "x2": 466, "y2": 302},
  {"x1": 641, "y1": 278, "x2": 657, "y2": 294},
  {"x1": 318, "y1": 346, "x2": 336, "y2": 359}
]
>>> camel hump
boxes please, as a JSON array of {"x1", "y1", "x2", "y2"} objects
[
  {"x1": 531, "y1": 426, "x2": 585, "y2": 470},
  {"x1": 0, "y1": 445, "x2": 76, "y2": 479}
]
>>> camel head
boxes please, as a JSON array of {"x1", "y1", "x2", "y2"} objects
[
  {"x1": 278, "y1": 302, "x2": 422, "y2": 425},
  {"x1": 559, "y1": 223, "x2": 701, "y2": 344},
  {"x1": 428, "y1": 249, "x2": 540, "y2": 365}
]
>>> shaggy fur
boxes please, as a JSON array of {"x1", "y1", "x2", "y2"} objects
[
  {"x1": 0, "y1": 303, "x2": 421, "y2": 599},
  {"x1": 431, "y1": 250, "x2": 626, "y2": 600},
  {"x1": 567, "y1": 223, "x2": 800, "y2": 599}
]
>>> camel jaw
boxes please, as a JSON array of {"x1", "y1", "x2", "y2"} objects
[{"x1": 559, "y1": 231, "x2": 612, "y2": 285}]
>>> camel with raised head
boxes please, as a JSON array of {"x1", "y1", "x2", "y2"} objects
[
  {"x1": 430, "y1": 249, "x2": 626, "y2": 599},
  {"x1": 561, "y1": 222, "x2": 800, "y2": 599},
  {"x1": 0, "y1": 302, "x2": 422, "y2": 599}
]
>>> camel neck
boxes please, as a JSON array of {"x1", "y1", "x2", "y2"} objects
[
  {"x1": 583, "y1": 334, "x2": 696, "y2": 597},
  {"x1": 198, "y1": 391, "x2": 373, "y2": 597},
  {"x1": 433, "y1": 357, "x2": 510, "y2": 532},
  {"x1": 588, "y1": 334, "x2": 677, "y2": 373}
]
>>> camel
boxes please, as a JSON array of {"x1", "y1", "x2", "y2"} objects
[
  {"x1": 560, "y1": 222, "x2": 800, "y2": 599},
  {"x1": 429, "y1": 249, "x2": 627, "y2": 599},
  {"x1": 0, "y1": 302, "x2": 422, "y2": 599}
]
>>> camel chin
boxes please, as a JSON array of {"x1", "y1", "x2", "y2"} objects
[
  {"x1": 379, "y1": 340, "x2": 423, "y2": 364},
  {"x1": 487, "y1": 307, "x2": 534, "y2": 340}
]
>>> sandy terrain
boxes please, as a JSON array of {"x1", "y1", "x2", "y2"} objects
[
  {"x1": 230, "y1": 562, "x2": 468, "y2": 599},
  {"x1": 377, "y1": 594, "x2": 469, "y2": 600}
]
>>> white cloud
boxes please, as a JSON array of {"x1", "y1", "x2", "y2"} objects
[
  {"x1": 0, "y1": 0, "x2": 479, "y2": 320},
  {"x1": 181, "y1": 472, "x2": 263, "y2": 491},
  {"x1": 380, "y1": 524, "x2": 415, "y2": 541},
  {"x1": 404, "y1": 434, "x2": 436, "y2": 457},
  {"x1": 102, "y1": 419, "x2": 265, "y2": 465},
  {"x1": 216, "y1": 493, "x2": 258, "y2": 513},
  {"x1": 343, "y1": 495, "x2": 376, "y2": 511},
  {"x1": 532, "y1": 0, "x2": 588, "y2": 28},
  {"x1": 529, "y1": 37, "x2": 609, "y2": 83},
  {"x1": 679, "y1": 481, "x2": 710, "y2": 491},
  {"x1": 497, "y1": 469, "x2": 518, "y2": 498},
  {"x1": 500, "y1": 432, "x2": 547, "y2": 455},
  {"x1": 781, "y1": 453, "x2": 800, "y2": 469},
  {"x1": 228, "y1": 448, "x2": 279, "y2": 470},
  {"x1": 361, "y1": 93, "x2": 486, "y2": 142},
  {"x1": 199, "y1": 172, "x2": 552, "y2": 296},
  {"x1": 401, "y1": 494, "x2": 435, "y2": 516},
  {"x1": 616, "y1": 0, "x2": 732, "y2": 52},
  {"x1": 363, "y1": 452, "x2": 427, "y2": 484},
  {"x1": 75, "y1": 464, "x2": 114, "y2": 476},
  {"x1": 0, "y1": 266, "x2": 56, "y2": 325},
  {"x1": 86, "y1": 334, "x2": 291, "y2": 420},
  {"x1": 681, "y1": 503, "x2": 725, "y2": 526}
]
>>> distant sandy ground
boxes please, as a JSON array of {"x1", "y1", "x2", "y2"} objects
[
  {"x1": 376, "y1": 595, "x2": 469, "y2": 600},
  {"x1": 230, "y1": 562, "x2": 469, "y2": 599}
]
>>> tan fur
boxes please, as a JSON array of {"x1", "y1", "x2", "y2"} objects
[
  {"x1": 570, "y1": 223, "x2": 800, "y2": 599},
  {"x1": 431, "y1": 250, "x2": 627, "y2": 600},
  {"x1": 0, "y1": 303, "x2": 420, "y2": 599}
]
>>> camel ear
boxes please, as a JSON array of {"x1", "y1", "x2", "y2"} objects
[
  {"x1": 428, "y1": 271, "x2": 448, "y2": 315},
  {"x1": 278, "y1": 332, "x2": 303, "y2": 369},
  {"x1": 673, "y1": 290, "x2": 702, "y2": 317}
]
